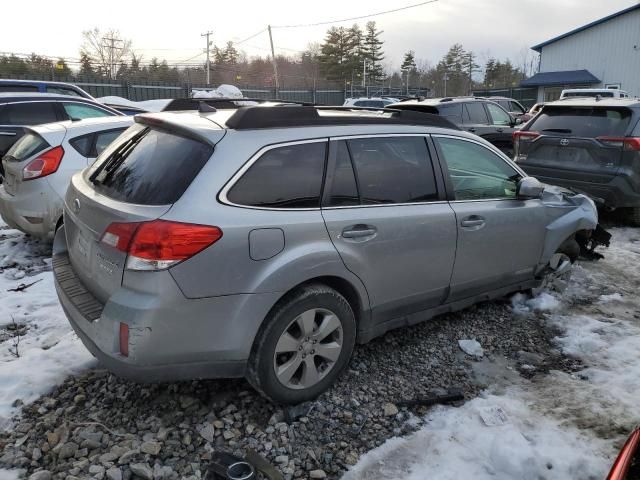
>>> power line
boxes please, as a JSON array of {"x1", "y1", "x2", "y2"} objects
[
  {"x1": 272, "y1": 0, "x2": 439, "y2": 28},
  {"x1": 233, "y1": 28, "x2": 267, "y2": 45}
]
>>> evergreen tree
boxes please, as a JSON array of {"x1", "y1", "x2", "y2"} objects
[
  {"x1": 223, "y1": 41, "x2": 239, "y2": 65},
  {"x1": 79, "y1": 52, "x2": 95, "y2": 78},
  {"x1": 319, "y1": 26, "x2": 358, "y2": 82},
  {"x1": 363, "y1": 21, "x2": 384, "y2": 84}
]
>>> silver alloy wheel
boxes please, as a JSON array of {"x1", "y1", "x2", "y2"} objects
[{"x1": 273, "y1": 308, "x2": 343, "y2": 390}]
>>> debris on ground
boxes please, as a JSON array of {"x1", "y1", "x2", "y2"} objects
[{"x1": 458, "y1": 339, "x2": 484, "y2": 357}]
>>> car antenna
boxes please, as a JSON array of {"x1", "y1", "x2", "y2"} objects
[{"x1": 198, "y1": 101, "x2": 217, "y2": 113}]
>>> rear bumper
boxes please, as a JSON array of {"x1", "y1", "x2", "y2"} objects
[
  {"x1": 53, "y1": 227, "x2": 281, "y2": 383},
  {"x1": 0, "y1": 183, "x2": 60, "y2": 238},
  {"x1": 520, "y1": 167, "x2": 640, "y2": 208}
]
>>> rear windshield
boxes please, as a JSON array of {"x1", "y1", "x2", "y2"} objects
[
  {"x1": 5, "y1": 132, "x2": 49, "y2": 162},
  {"x1": 529, "y1": 106, "x2": 632, "y2": 137},
  {"x1": 89, "y1": 126, "x2": 213, "y2": 205}
]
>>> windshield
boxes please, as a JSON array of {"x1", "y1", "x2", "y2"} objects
[{"x1": 529, "y1": 106, "x2": 632, "y2": 137}]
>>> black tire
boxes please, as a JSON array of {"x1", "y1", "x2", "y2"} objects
[{"x1": 246, "y1": 284, "x2": 356, "y2": 405}]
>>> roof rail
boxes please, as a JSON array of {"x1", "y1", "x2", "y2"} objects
[
  {"x1": 224, "y1": 105, "x2": 459, "y2": 130},
  {"x1": 163, "y1": 97, "x2": 316, "y2": 112}
]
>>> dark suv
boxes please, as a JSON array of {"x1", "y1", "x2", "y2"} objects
[
  {"x1": 388, "y1": 97, "x2": 521, "y2": 156},
  {"x1": 0, "y1": 93, "x2": 121, "y2": 158},
  {"x1": 514, "y1": 98, "x2": 640, "y2": 224}
]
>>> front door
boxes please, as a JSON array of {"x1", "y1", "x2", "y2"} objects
[
  {"x1": 321, "y1": 136, "x2": 457, "y2": 324},
  {"x1": 433, "y1": 135, "x2": 547, "y2": 302}
]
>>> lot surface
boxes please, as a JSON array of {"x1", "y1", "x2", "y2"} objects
[{"x1": 0, "y1": 220, "x2": 637, "y2": 480}]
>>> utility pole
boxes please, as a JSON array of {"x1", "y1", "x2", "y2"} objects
[
  {"x1": 102, "y1": 34, "x2": 124, "y2": 79},
  {"x1": 443, "y1": 72, "x2": 449, "y2": 97},
  {"x1": 267, "y1": 25, "x2": 279, "y2": 95},
  {"x1": 201, "y1": 31, "x2": 213, "y2": 86}
]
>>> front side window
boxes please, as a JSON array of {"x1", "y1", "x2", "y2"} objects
[
  {"x1": 510, "y1": 102, "x2": 525, "y2": 114},
  {"x1": 486, "y1": 103, "x2": 512, "y2": 126},
  {"x1": 227, "y1": 142, "x2": 327, "y2": 208},
  {"x1": 63, "y1": 102, "x2": 112, "y2": 120},
  {"x1": 346, "y1": 136, "x2": 438, "y2": 204},
  {"x1": 463, "y1": 102, "x2": 489, "y2": 124},
  {"x1": 436, "y1": 136, "x2": 519, "y2": 201}
]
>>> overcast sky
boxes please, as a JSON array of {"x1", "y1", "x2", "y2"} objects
[{"x1": 0, "y1": 0, "x2": 635, "y2": 71}]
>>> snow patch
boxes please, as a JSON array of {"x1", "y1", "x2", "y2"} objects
[{"x1": 458, "y1": 339, "x2": 484, "y2": 357}]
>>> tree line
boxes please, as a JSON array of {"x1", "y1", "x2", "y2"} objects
[{"x1": 0, "y1": 26, "x2": 536, "y2": 95}]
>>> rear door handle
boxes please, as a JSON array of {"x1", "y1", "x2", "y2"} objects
[
  {"x1": 496, "y1": 128, "x2": 504, "y2": 133},
  {"x1": 461, "y1": 216, "x2": 485, "y2": 228},
  {"x1": 467, "y1": 128, "x2": 476, "y2": 133},
  {"x1": 342, "y1": 225, "x2": 377, "y2": 239}
]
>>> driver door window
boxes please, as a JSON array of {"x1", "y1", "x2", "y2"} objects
[
  {"x1": 435, "y1": 136, "x2": 519, "y2": 200},
  {"x1": 486, "y1": 103, "x2": 512, "y2": 126}
]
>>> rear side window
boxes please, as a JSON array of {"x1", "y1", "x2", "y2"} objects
[
  {"x1": 46, "y1": 86, "x2": 82, "y2": 97},
  {"x1": 5, "y1": 132, "x2": 49, "y2": 161},
  {"x1": 463, "y1": 103, "x2": 489, "y2": 124},
  {"x1": 529, "y1": 107, "x2": 632, "y2": 137},
  {"x1": 70, "y1": 128, "x2": 126, "y2": 158},
  {"x1": 227, "y1": 142, "x2": 327, "y2": 208},
  {"x1": 0, "y1": 102, "x2": 58, "y2": 125},
  {"x1": 346, "y1": 136, "x2": 438, "y2": 204},
  {"x1": 437, "y1": 104, "x2": 463, "y2": 123},
  {"x1": 90, "y1": 127, "x2": 213, "y2": 205},
  {"x1": 0, "y1": 85, "x2": 39, "y2": 93}
]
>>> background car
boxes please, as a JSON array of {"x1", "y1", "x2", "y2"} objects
[
  {"x1": 388, "y1": 97, "x2": 521, "y2": 156},
  {"x1": 513, "y1": 97, "x2": 640, "y2": 224},
  {"x1": 53, "y1": 105, "x2": 598, "y2": 404},
  {"x1": 561, "y1": 88, "x2": 631, "y2": 99},
  {"x1": 0, "y1": 79, "x2": 93, "y2": 99},
  {"x1": 343, "y1": 97, "x2": 399, "y2": 108},
  {"x1": 487, "y1": 96, "x2": 528, "y2": 119},
  {"x1": 0, "y1": 116, "x2": 133, "y2": 239},
  {"x1": 0, "y1": 93, "x2": 122, "y2": 161}
]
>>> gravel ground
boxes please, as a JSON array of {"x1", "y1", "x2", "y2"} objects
[{"x1": 0, "y1": 281, "x2": 579, "y2": 480}]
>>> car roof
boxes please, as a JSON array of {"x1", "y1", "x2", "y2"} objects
[
  {"x1": 0, "y1": 78, "x2": 81, "y2": 87},
  {"x1": 27, "y1": 116, "x2": 134, "y2": 135},
  {"x1": 546, "y1": 98, "x2": 640, "y2": 108},
  {"x1": 393, "y1": 96, "x2": 488, "y2": 107},
  {"x1": 0, "y1": 92, "x2": 98, "y2": 102}
]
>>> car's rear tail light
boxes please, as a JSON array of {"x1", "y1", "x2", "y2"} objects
[
  {"x1": 119, "y1": 323, "x2": 129, "y2": 357},
  {"x1": 23, "y1": 146, "x2": 64, "y2": 180},
  {"x1": 100, "y1": 220, "x2": 222, "y2": 271},
  {"x1": 596, "y1": 136, "x2": 640, "y2": 151},
  {"x1": 512, "y1": 131, "x2": 540, "y2": 161}
]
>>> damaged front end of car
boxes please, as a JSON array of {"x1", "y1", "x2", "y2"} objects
[{"x1": 531, "y1": 183, "x2": 611, "y2": 286}]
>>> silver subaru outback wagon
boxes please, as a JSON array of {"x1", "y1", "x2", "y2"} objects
[{"x1": 53, "y1": 104, "x2": 600, "y2": 404}]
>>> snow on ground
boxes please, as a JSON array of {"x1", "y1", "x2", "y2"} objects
[
  {"x1": 344, "y1": 227, "x2": 640, "y2": 480},
  {"x1": 0, "y1": 223, "x2": 94, "y2": 429}
]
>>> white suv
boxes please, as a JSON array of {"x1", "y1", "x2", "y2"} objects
[
  {"x1": 0, "y1": 116, "x2": 133, "y2": 239},
  {"x1": 560, "y1": 88, "x2": 631, "y2": 99},
  {"x1": 343, "y1": 97, "x2": 399, "y2": 108}
]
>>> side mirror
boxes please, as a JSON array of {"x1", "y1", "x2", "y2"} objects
[{"x1": 517, "y1": 176, "x2": 545, "y2": 199}]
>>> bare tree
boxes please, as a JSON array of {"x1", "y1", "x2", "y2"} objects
[{"x1": 80, "y1": 28, "x2": 132, "y2": 79}]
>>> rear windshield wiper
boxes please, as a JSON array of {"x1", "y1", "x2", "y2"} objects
[
  {"x1": 542, "y1": 128, "x2": 572, "y2": 134},
  {"x1": 91, "y1": 128, "x2": 148, "y2": 185}
]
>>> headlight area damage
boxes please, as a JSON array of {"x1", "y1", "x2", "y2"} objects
[{"x1": 539, "y1": 185, "x2": 611, "y2": 270}]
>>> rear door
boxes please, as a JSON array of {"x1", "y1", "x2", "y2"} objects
[
  {"x1": 516, "y1": 105, "x2": 633, "y2": 183},
  {"x1": 433, "y1": 135, "x2": 547, "y2": 301},
  {"x1": 63, "y1": 125, "x2": 214, "y2": 302},
  {"x1": 321, "y1": 135, "x2": 457, "y2": 324},
  {"x1": 484, "y1": 102, "x2": 516, "y2": 155}
]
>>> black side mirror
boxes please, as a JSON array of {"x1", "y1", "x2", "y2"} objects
[{"x1": 517, "y1": 177, "x2": 545, "y2": 199}]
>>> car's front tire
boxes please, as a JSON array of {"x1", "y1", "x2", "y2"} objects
[{"x1": 246, "y1": 284, "x2": 356, "y2": 405}]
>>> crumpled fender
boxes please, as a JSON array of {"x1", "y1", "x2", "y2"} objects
[{"x1": 539, "y1": 184, "x2": 598, "y2": 264}]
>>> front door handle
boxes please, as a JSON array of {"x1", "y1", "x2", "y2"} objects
[
  {"x1": 461, "y1": 216, "x2": 485, "y2": 228},
  {"x1": 342, "y1": 225, "x2": 377, "y2": 239},
  {"x1": 496, "y1": 128, "x2": 504, "y2": 133},
  {"x1": 467, "y1": 128, "x2": 476, "y2": 133}
]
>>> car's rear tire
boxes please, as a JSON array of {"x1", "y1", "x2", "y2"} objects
[{"x1": 246, "y1": 284, "x2": 356, "y2": 405}]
